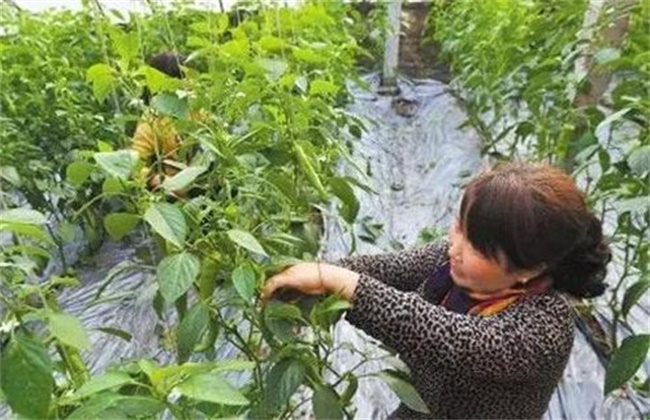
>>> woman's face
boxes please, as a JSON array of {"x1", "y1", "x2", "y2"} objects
[{"x1": 448, "y1": 220, "x2": 524, "y2": 294}]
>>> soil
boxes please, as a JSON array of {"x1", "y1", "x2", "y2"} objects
[
  {"x1": 352, "y1": 1, "x2": 451, "y2": 83},
  {"x1": 400, "y1": 2, "x2": 451, "y2": 82}
]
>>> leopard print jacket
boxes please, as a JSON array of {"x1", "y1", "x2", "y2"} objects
[{"x1": 338, "y1": 241, "x2": 574, "y2": 419}]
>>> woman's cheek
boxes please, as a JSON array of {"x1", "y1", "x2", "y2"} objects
[{"x1": 450, "y1": 261, "x2": 467, "y2": 285}]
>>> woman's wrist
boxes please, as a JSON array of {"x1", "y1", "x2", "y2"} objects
[{"x1": 321, "y1": 264, "x2": 360, "y2": 301}]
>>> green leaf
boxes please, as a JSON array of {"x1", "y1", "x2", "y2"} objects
[
  {"x1": 259, "y1": 35, "x2": 288, "y2": 52},
  {"x1": 138, "y1": 66, "x2": 182, "y2": 94},
  {"x1": 190, "y1": 22, "x2": 214, "y2": 36},
  {"x1": 102, "y1": 177, "x2": 125, "y2": 196},
  {"x1": 66, "y1": 394, "x2": 123, "y2": 419},
  {"x1": 310, "y1": 294, "x2": 349, "y2": 329},
  {"x1": 177, "y1": 302, "x2": 211, "y2": 363},
  {"x1": 157, "y1": 252, "x2": 200, "y2": 303},
  {"x1": 104, "y1": 213, "x2": 140, "y2": 241},
  {"x1": 5, "y1": 244, "x2": 51, "y2": 259},
  {"x1": 67, "y1": 394, "x2": 164, "y2": 419},
  {"x1": 189, "y1": 21, "x2": 211, "y2": 34},
  {"x1": 605, "y1": 334, "x2": 650, "y2": 395},
  {"x1": 294, "y1": 48, "x2": 326, "y2": 64},
  {"x1": 144, "y1": 202, "x2": 187, "y2": 248},
  {"x1": 621, "y1": 279, "x2": 650, "y2": 319},
  {"x1": 66, "y1": 161, "x2": 95, "y2": 187},
  {"x1": 310, "y1": 79, "x2": 339, "y2": 96},
  {"x1": 0, "y1": 208, "x2": 47, "y2": 225},
  {"x1": 142, "y1": 360, "x2": 252, "y2": 395},
  {"x1": 118, "y1": 396, "x2": 166, "y2": 417},
  {"x1": 74, "y1": 371, "x2": 133, "y2": 399},
  {"x1": 263, "y1": 301, "x2": 303, "y2": 342},
  {"x1": 0, "y1": 222, "x2": 53, "y2": 244},
  {"x1": 112, "y1": 30, "x2": 140, "y2": 65},
  {"x1": 312, "y1": 385, "x2": 343, "y2": 420},
  {"x1": 162, "y1": 166, "x2": 207, "y2": 192},
  {"x1": 94, "y1": 150, "x2": 139, "y2": 180},
  {"x1": 0, "y1": 334, "x2": 53, "y2": 419},
  {"x1": 151, "y1": 93, "x2": 189, "y2": 120},
  {"x1": 220, "y1": 39, "x2": 250, "y2": 59},
  {"x1": 175, "y1": 373, "x2": 249, "y2": 406},
  {"x1": 216, "y1": 13, "x2": 229, "y2": 33},
  {"x1": 628, "y1": 145, "x2": 650, "y2": 176},
  {"x1": 323, "y1": 298, "x2": 352, "y2": 313},
  {"x1": 265, "y1": 301, "x2": 304, "y2": 322},
  {"x1": 188, "y1": 35, "x2": 212, "y2": 49},
  {"x1": 86, "y1": 63, "x2": 116, "y2": 102},
  {"x1": 0, "y1": 165, "x2": 21, "y2": 186},
  {"x1": 263, "y1": 358, "x2": 306, "y2": 413},
  {"x1": 329, "y1": 177, "x2": 359, "y2": 224},
  {"x1": 48, "y1": 313, "x2": 91, "y2": 350},
  {"x1": 232, "y1": 263, "x2": 256, "y2": 303},
  {"x1": 379, "y1": 370, "x2": 430, "y2": 413},
  {"x1": 265, "y1": 233, "x2": 305, "y2": 250},
  {"x1": 227, "y1": 229, "x2": 268, "y2": 257},
  {"x1": 50, "y1": 276, "x2": 80, "y2": 288},
  {"x1": 189, "y1": 14, "x2": 228, "y2": 35},
  {"x1": 268, "y1": 171, "x2": 298, "y2": 202},
  {"x1": 97, "y1": 140, "x2": 114, "y2": 152}
]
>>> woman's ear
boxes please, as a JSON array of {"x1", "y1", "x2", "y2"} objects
[{"x1": 518, "y1": 264, "x2": 548, "y2": 284}]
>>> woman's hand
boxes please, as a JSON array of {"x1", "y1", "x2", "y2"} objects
[{"x1": 261, "y1": 262, "x2": 360, "y2": 301}]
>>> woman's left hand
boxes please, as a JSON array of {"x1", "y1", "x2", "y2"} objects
[{"x1": 261, "y1": 262, "x2": 360, "y2": 301}]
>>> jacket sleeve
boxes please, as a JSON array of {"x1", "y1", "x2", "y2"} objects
[
  {"x1": 334, "y1": 241, "x2": 447, "y2": 292},
  {"x1": 345, "y1": 275, "x2": 574, "y2": 381}
]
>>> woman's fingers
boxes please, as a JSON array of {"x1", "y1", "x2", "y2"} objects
[
  {"x1": 261, "y1": 274, "x2": 283, "y2": 300},
  {"x1": 261, "y1": 268, "x2": 296, "y2": 300},
  {"x1": 261, "y1": 263, "x2": 327, "y2": 301}
]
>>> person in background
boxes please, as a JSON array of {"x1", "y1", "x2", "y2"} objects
[
  {"x1": 132, "y1": 52, "x2": 186, "y2": 190},
  {"x1": 262, "y1": 161, "x2": 612, "y2": 419}
]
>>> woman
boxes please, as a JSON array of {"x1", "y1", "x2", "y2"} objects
[
  {"x1": 132, "y1": 52, "x2": 208, "y2": 194},
  {"x1": 262, "y1": 162, "x2": 611, "y2": 419},
  {"x1": 132, "y1": 52, "x2": 186, "y2": 168}
]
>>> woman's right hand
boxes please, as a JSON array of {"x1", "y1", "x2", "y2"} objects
[
  {"x1": 261, "y1": 263, "x2": 326, "y2": 301},
  {"x1": 261, "y1": 262, "x2": 360, "y2": 301}
]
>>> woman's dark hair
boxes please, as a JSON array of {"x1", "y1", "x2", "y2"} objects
[
  {"x1": 459, "y1": 161, "x2": 611, "y2": 298},
  {"x1": 142, "y1": 52, "x2": 186, "y2": 105},
  {"x1": 148, "y1": 52, "x2": 186, "y2": 78}
]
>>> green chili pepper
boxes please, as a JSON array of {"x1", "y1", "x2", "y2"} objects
[
  {"x1": 198, "y1": 256, "x2": 220, "y2": 301},
  {"x1": 294, "y1": 142, "x2": 328, "y2": 201}
]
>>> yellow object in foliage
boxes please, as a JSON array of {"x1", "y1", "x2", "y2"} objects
[{"x1": 131, "y1": 117, "x2": 179, "y2": 161}]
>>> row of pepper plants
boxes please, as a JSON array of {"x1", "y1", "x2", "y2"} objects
[
  {"x1": 428, "y1": 0, "x2": 649, "y2": 404},
  {"x1": 0, "y1": 1, "x2": 426, "y2": 419}
]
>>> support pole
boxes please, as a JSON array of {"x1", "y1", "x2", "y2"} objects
[{"x1": 379, "y1": 0, "x2": 402, "y2": 95}]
